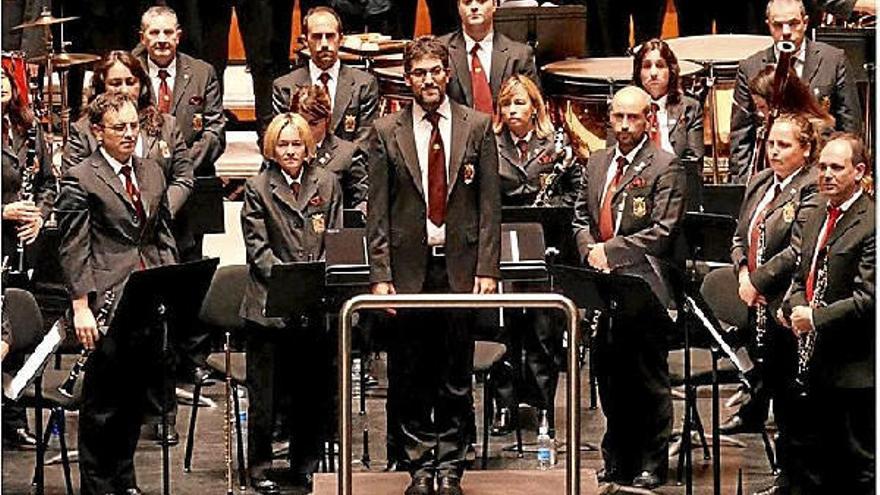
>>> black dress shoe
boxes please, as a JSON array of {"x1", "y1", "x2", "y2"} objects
[
  {"x1": 436, "y1": 477, "x2": 463, "y2": 495},
  {"x1": 252, "y1": 478, "x2": 281, "y2": 495},
  {"x1": 719, "y1": 414, "x2": 763, "y2": 435},
  {"x1": 596, "y1": 467, "x2": 624, "y2": 483},
  {"x1": 292, "y1": 472, "x2": 314, "y2": 490},
  {"x1": 752, "y1": 486, "x2": 782, "y2": 495},
  {"x1": 631, "y1": 471, "x2": 663, "y2": 489},
  {"x1": 122, "y1": 488, "x2": 143, "y2": 495},
  {"x1": 489, "y1": 408, "x2": 513, "y2": 436},
  {"x1": 192, "y1": 366, "x2": 215, "y2": 385},
  {"x1": 3, "y1": 427, "x2": 37, "y2": 450},
  {"x1": 143, "y1": 424, "x2": 180, "y2": 446},
  {"x1": 405, "y1": 476, "x2": 435, "y2": 495}
]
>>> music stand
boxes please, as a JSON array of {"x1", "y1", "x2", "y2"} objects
[
  {"x1": 702, "y1": 185, "x2": 745, "y2": 218},
  {"x1": 502, "y1": 206, "x2": 577, "y2": 264},
  {"x1": 186, "y1": 177, "x2": 225, "y2": 236},
  {"x1": 265, "y1": 261, "x2": 327, "y2": 320},
  {"x1": 110, "y1": 258, "x2": 219, "y2": 495}
]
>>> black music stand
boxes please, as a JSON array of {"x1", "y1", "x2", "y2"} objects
[
  {"x1": 265, "y1": 261, "x2": 327, "y2": 320},
  {"x1": 702, "y1": 184, "x2": 745, "y2": 218},
  {"x1": 187, "y1": 177, "x2": 225, "y2": 236},
  {"x1": 343, "y1": 209, "x2": 366, "y2": 228},
  {"x1": 502, "y1": 206, "x2": 577, "y2": 264},
  {"x1": 110, "y1": 258, "x2": 219, "y2": 495}
]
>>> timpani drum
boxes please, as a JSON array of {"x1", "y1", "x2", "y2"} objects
[
  {"x1": 373, "y1": 65, "x2": 412, "y2": 116},
  {"x1": 2, "y1": 51, "x2": 29, "y2": 106},
  {"x1": 541, "y1": 57, "x2": 703, "y2": 142}
]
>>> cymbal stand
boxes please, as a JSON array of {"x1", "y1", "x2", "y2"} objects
[{"x1": 706, "y1": 61, "x2": 722, "y2": 184}]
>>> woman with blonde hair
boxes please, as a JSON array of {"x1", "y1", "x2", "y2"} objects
[{"x1": 239, "y1": 112, "x2": 343, "y2": 494}]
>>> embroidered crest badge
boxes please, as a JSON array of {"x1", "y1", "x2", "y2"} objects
[
  {"x1": 192, "y1": 113, "x2": 204, "y2": 132},
  {"x1": 463, "y1": 163, "x2": 475, "y2": 185},
  {"x1": 632, "y1": 196, "x2": 647, "y2": 218},
  {"x1": 344, "y1": 114, "x2": 357, "y2": 133},
  {"x1": 783, "y1": 201, "x2": 796, "y2": 223},
  {"x1": 311, "y1": 213, "x2": 326, "y2": 234}
]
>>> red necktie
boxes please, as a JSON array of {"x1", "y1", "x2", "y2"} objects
[
  {"x1": 516, "y1": 139, "x2": 529, "y2": 164},
  {"x1": 157, "y1": 69, "x2": 171, "y2": 114},
  {"x1": 426, "y1": 111, "x2": 447, "y2": 226},
  {"x1": 648, "y1": 103, "x2": 661, "y2": 146},
  {"x1": 318, "y1": 72, "x2": 332, "y2": 111},
  {"x1": 806, "y1": 206, "x2": 842, "y2": 301},
  {"x1": 120, "y1": 165, "x2": 146, "y2": 228},
  {"x1": 291, "y1": 182, "x2": 301, "y2": 200},
  {"x1": 598, "y1": 156, "x2": 627, "y2": 241},
  {"x1": 470, "y1": 43, "x2": 493, "y2": 114},
  {"x1": 747, "y1": 184, "x2": 781, "y2": 272}
]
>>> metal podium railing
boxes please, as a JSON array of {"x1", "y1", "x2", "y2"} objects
[{"x1": 337, "y1": 293, "x2": 582, "y2": 495}]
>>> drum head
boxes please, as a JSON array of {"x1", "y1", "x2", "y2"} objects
[{"x1": 665, "y1": 34, "x2": 774, "y2": 65}]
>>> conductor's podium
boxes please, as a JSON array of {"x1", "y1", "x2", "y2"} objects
[{"x1": 313, "y1": 469, "x2": 600, "y2": 495}]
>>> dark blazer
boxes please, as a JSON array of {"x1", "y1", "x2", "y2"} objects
[
  {"x1": 136, "y1": 51, "x2": 227, "y2": 176},
  {"x1": 729, "y1": 40, "x2": 862, "y2": 182},
  {"x1": 2, "y1": 124, "x2": 56, "y2": 259},
  {"x1": 271, "y1": 64, "x2": 379, "y2": 150},
  {"x1": 65, "y1": 114, "x2": 194, "y2": 216},
  {"x1": 240, "y1": 162, "x2": 343, "y2": 328},
  {"x1": 496, "y1": 129, "x2": 581, "y2": 208},
  {"x1": 730, "y1": 166, "x2": 820, "y2": 300},
  {"x1": 783, "y1": 193, "x2": 875, "y2": 389},
  {"x1": 56, "y1": 151, "x2": 177, "y2": 314},
  {"x1": 314, "y1": 134, "x2": 368, "y2": 209},
  {"x1": 607, "y1": 94, "x2": 705, "y2": 165},
  {"x1": 572, "y1": 142, "x2": 687, "y2": 306},
  {"x1": 440, "y1": 30, "x2": 539, "y2": 109},
  {"x1": 367, "y1": 102, "x2": 502, "y2": 294}
]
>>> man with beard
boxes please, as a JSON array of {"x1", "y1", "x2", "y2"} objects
[
  {"x1": 572, "y1": 86, "x2": 686, "y2": 489},
  {"x1": 271, "y1": 6, "x2": 378, "y2": 152},
  {"x1": 440, "y1": 0, "x2": 538, "y2": 115},
  {"x1": 367, "y1": 35, "x2": 501, "y2": 495}
]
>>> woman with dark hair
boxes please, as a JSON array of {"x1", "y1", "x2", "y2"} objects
[
  {"x1": 64, "y1": 50, "x2": 193, "y2": 218},
  {"x1": 621, "y1": 38, "x2": 705, "y2": 167},
  {"x1": 62, "y1": 49, "x2": 192, "y2": 445},
  {"x1": 748, "y1": 65, "x2": 835, "y2": 138}
]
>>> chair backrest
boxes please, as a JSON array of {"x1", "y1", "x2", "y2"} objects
[
  {"x1": 3, "y1": 288, "x2": 44, "y2": 355},
  {"x1": 700, "y1": 266, "x2": 749, "y2": 331},
  {"x1": 199, "y1": 265, "x2": 248, "y2": 331}
]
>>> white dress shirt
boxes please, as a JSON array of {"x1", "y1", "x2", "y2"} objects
[
  {"x1": 652, "y1": 95, "x2": 674, "y2": 155},
  {"x1": 774, "y1": 41, "x2": 807, "y2": 79},
  {"x1": 309, "y1": 59, "x2": 341, "y2": 104},
  {"x1": 147, "y1": 57, "x2": 177, "y2": 106},
  {"x1": 601, "y1": 135, "x2": 647, "y2": 205},
  {"x1": 99, "y1": 147, "x2": 139, "y2": 190},
  {"x1": 463, "y1": 30, "x2": 494, "y2": 78},
  {"x1": 412, "y1": 97, "x2": 452, "y2": 246}
]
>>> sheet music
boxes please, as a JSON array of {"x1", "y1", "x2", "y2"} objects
[{"x1": 3, "y1": 318, "x2": 66, "y2": 400}]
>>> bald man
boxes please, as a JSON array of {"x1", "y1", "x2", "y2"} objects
[{"x1": 572, "y1": 86, "x2": 687, "y2": 489}]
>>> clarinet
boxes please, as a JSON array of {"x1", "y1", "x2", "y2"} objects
[
  {"x1": 532, "y1": 127, "x2": 574, "y2": 207},
  {"x1": 223, "y1": 331, "x2": 234, "y2": 495},
  {"x1": 752, "y1": 222, "x2": 769, "y2": 364},
  {"x1": 794, "y1": 260, "x2": 828, "y2": 396},
  {"x1": 57, "y1": 290, "x2": 115, "y2": 398},
  {"x1": 11, "y1": 122, "x2": 38, "y2": 275}
]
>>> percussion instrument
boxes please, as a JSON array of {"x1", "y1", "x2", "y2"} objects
[
  {"x1": 29, "y1": 52, "x2": 100, "y2": 69},
  {"x1": 541, "y1": 57, "x2": 703, "y2": 143},
  {"x1": 11, "y1": 13, "x2": 78, "y2": 31},
  {"x1": 373, "y1": 65, "x2": 412, "y2": 116},
  {"x1": 1, "y1": 51, "x2": 29, "y2": 107}
]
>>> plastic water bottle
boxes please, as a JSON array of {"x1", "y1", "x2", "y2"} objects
[
  {"x1": 48, "y1": 419, "x2": 61, "y2": 448},
  {"x1": 237, "y1": 388, "x2": 248, "y2": 455},
  {"x1": 536, "y1": 409, "x2": 556, "y2": 470}
]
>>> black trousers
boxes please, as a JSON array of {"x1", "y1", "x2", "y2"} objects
[
  {"x1": 386, "y1": 255, "x2": 474, "y2": 479},
  {"x1": 584, "y1": 0, "x2": 665, "y2": 56},
  {"x1": 78, "y1": 328, "x2": 156, "y2": 495},
  {"x1": 595, "y1": 312, "x2": 672, "y2": 480},
  {"x1": 244, "y1": 320, "x2": 335, "y2": 479}
]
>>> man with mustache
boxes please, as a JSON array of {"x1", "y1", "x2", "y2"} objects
[
  {"x1": 367, "y1": 35, "x2": 500, "y2": 495},
  {"x1": 56, "y1": 92, "x2": 177, "y2": 495},
  {"x1": 272, "y1": 6, "x2": 378, "y2": 153},
  {"x1": 440, "y1": 0, "x2": 539, "y2": 115},
  {"x1": 572, "y1": 86, "x2": 686, "y2": 489}
]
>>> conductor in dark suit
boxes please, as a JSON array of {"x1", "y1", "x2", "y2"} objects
[
  {"x1": 367, "y1": 35, "x2": 501, "y2": 495},
  {"x1": 572, "y1": 86, "x2": 687, "y2": 489},
  {"x1": 271, "y1": 6, "x2": 378, "y2": 152},
  {"x1": 57, "y1": 93, "x2": 177, "y2": 495},
  {"x1": 728, "y1": 0, "x2": 862, "y2": 183},
  {"x1": 294, "y1": 85, "x2": 368, "y2": 210},
  {"x1": 440, "y1": 0, "x2": 539, "y2": 115},
  {"x1": 240, "y1": 112, "x2": 343, "y2": 494},
  {"x1": 779, "y1": 133, "x2": 874, "y2": 494}
]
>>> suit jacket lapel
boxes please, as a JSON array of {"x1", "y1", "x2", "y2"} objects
[
  {"x1": 449, "y1": 32, "x2": 473, "y2": 106},
  {"x1": 133, "y1": 156, "x2": 156, "y2": 217},
  {"x1": 802, "y1": 40, "x2": 822, "y2": 86},
  {"x1": 446, "y1": 104, "x2": 468, "y2": 198},
  {"x1": 765, "y1": 166, "x2": 809, "y2": 216},
  {"x1": 497, "y1": 131, "x2": 523, "y2": 173},
  {"x1": 269, "y1": 166, "x2": 303, "y2": 218},
  {"x1": 92, "y1": 152, "x2": 135, "y2": 212},
  {"x1": 612, "y1": 144, "x2": 654, "y2": 203},
  {"x1": 141, "y1": 129, "x2": 159, "y2": 159},
  {"x1": 294, "y1": 167, "x2": 320, "y2": 212},
  {"x1": 171, "y1": 56, "x2": 192, "y2": 113},
  {"x1": 489, "y1": 35, "x2": 510, "y2": 96},
  {"x1": 591, "y1": 151, "x2": 614, "y2": 214},
  {"x1": 666, "y1": 102, "x2": 683, "y2": 145},
  {"x1": 394, "y1": 107, "x2": 424, "y2": 198},
  {"x1": 826, "y1": 194, "x2": 867, "y2": 248},
  {"x1": 332, "y1": 66, "x2": 355, "y2": 132}
]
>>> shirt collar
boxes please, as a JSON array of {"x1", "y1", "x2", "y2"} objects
[
  {"x1": 774, "y1": 41, "x2": 806, "y2": 66},
  {"x1": 99, "y1": 147, "x2": 133, "y2": 174},
  {"x1": 773, "y1": 167, "x2": 801, "y2": 191},
  {"x1": 834, "y1": 188, "x2": 862, "y2": 213},
  {"x1": 148, "y1": 56, "x2": 177, "y2": 79},
  {"x1": 309, "y1": 59, "x2": 341, "y2": 84},
  {"x1": 413, "y1": 96, "x2": 452, "y2": 125},
  {"x1": 280, "y1": 164, "x2": 305, "y2": 187},
  {"x1": 510, "y1": 129, "x2": 533, "y2": 144},
  {"x1": 613, "y1": 134, "x2": 648, "y2": 165},
  {"x1": 652, "y1": 95, "x2": 668, "y2": 111},
  {"x1": 463, "y1": 30, "x2": 494, "y2": 53}
]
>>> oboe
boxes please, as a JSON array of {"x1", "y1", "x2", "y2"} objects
[
  {"x1": 795, "y1": 261, "x2": 828, "y2": 395},
  {"x1": 57, "y1": 290, "x2": 115, "y2": 398},
  {"x1": 224, "y1": 331, "x2": 234, "y2": 495},
  {"x1": 11, "y1": 122, "x2": 38, "y2": 275},
  {"x1": 532, "y1": 127, "x2": 575, "y2": 207}
]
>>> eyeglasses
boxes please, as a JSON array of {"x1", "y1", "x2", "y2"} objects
[
  {"x1": 102, "y1": 122, "x2": 140, "y2": 134},
  {"x1": 407, "y1": 65, "x2": 446, "y2": 81}
]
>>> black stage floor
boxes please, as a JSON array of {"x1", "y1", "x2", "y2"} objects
[{"x1": 3, "y1": 350, "x2": 777, "y2": 494}]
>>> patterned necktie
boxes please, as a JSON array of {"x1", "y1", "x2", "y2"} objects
[
  {"x1": 470, "y1": 43, "x2": 493, "y2": 114},
  {"x1": 516, "y1": 139, "x2": 529, "y2": 164},
  {"x1": 648, "y1": 102, "x2": 661, "y2": 146},
  {"x1": 318, "y1": 72, "x2": 332, "y2": 111},
  {"x1": 747, "y1": 184, "x2": 781, "y2": 272},
  {"x1": 120, "y1": 165, "x2": 146, "y2": 225},
  {"x1": 806, "y1": 206, "x2": 842, "y2": 301},
  {"x1": 598, "y1": 156, "x2": 628, "y2": 241},
  {"x1": 157, "y1": 69, "x2": 171, "y2": 114},
  {"x1": 291, "y1": 181, "x2": 301, "y2": 200},
  {"x1": 426, "y1": 111, "x2": 447, "y2": 226}
]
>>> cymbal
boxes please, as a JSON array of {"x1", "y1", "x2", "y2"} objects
[
  {"x1": 12, "y1": 14, "x2": 79, "y2": 30},
  {"x1": 30, "y1": 52, "x2": 101, "y2": 68}
]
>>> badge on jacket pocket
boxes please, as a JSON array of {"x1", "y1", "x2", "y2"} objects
[
  {"x1": 463, "y1": 163, "x2": 475, "y2": 185},
  {"x1": 311, "y1": 213, "x2": 326, "y2": 234},
  {"x1": 783, "y1": 201, "x2": 796, "y2": 223},
  {"x1": 344, "y1": 114, "x2": 357, "y2": 133},
  {"x1": 192, "y1": 113, "x2": 204, "y2": 132},
  {"x1": 158, "y1": 139, "x2": 171, "y2": 159},
  {"x1": 632, "y1": 196, "x2": 647, "y2": 218}
]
